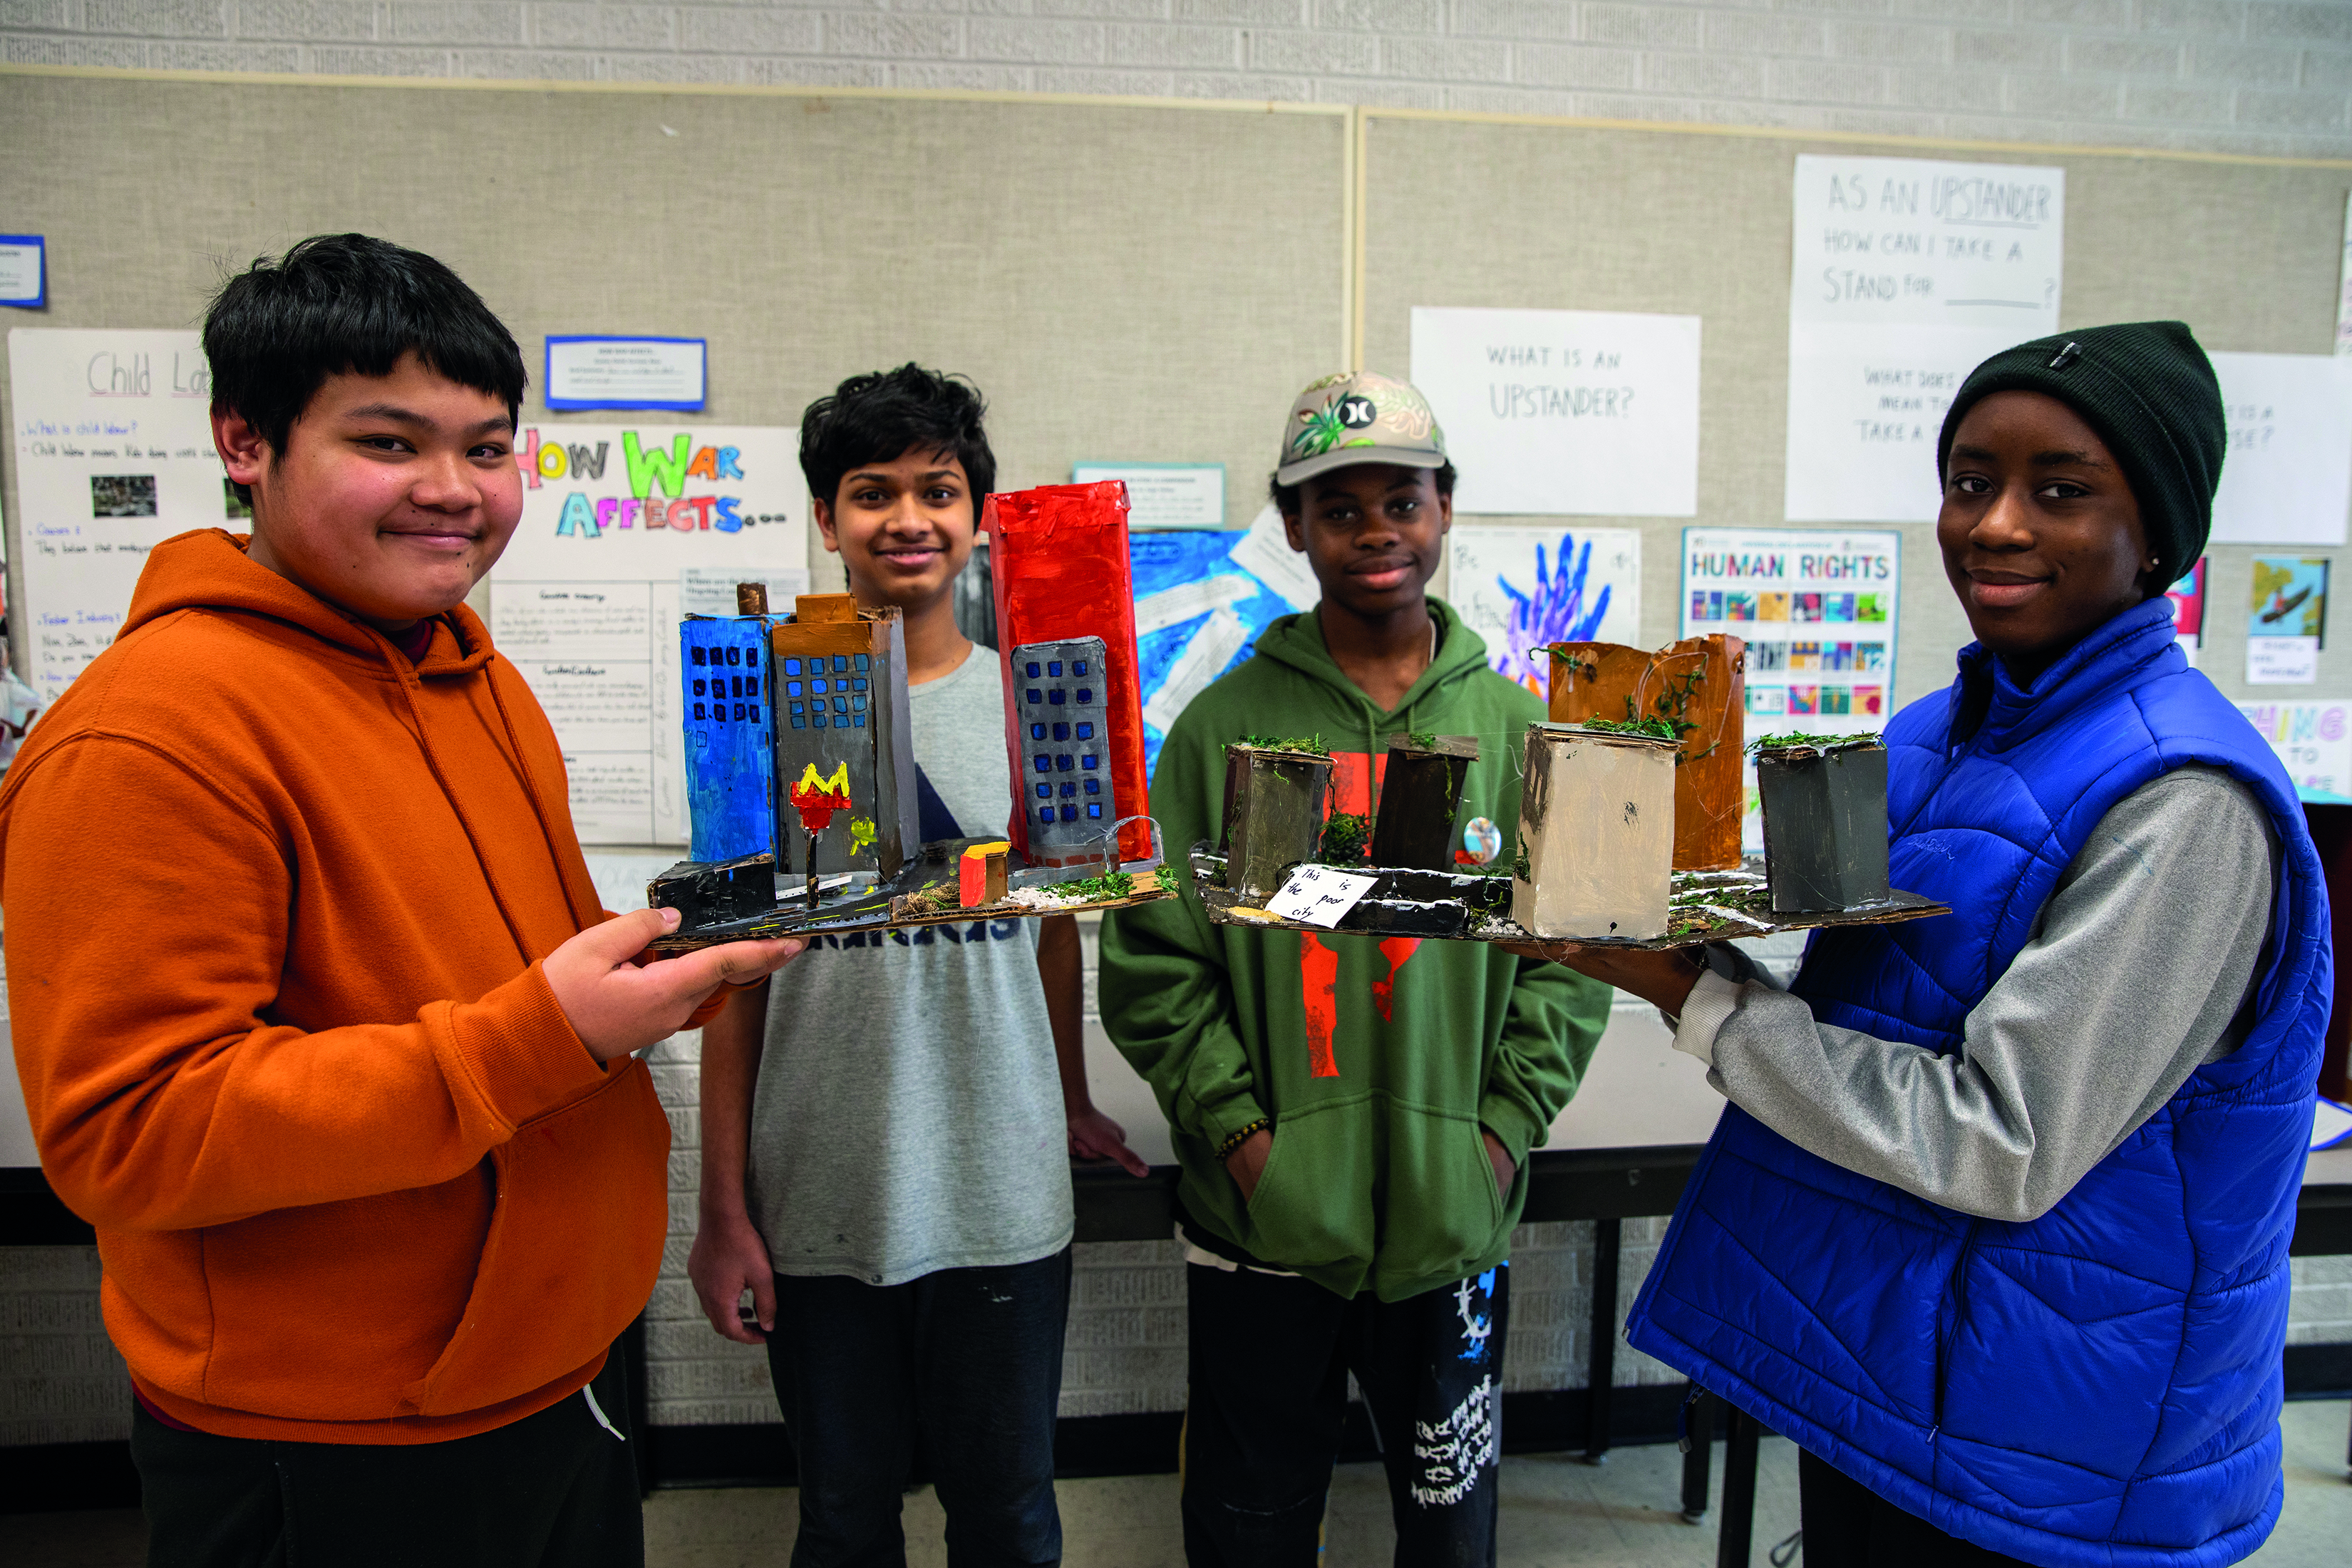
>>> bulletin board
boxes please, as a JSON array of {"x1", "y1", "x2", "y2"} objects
[
  {"x1": 1358, "y1": 110, "x2": 2352, "y2": 713},
  {"x1": 0, "y1": 71, "x2": 1351, "y2": 710}
]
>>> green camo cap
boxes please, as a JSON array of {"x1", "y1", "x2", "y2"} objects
[{"x1": 1275, "y1": 371, "x2": 1448, "y2": 486}]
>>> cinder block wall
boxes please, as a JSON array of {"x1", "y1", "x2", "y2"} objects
[{"x1": 6, "y1": 2, "x2": 2352, "y2": 160}]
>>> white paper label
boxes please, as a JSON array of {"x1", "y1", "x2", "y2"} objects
[
  {"x1": 679, "y1": 564, "x2": 810, "y2": 618},
  {"x1": 1264, "y1": 865, "x2": 1377, "y2": 928},
  {"x1": 2246, "y1": 635, "x2": 2319, "y2": 685},
  {"x1": 1072, "y1": 463, "x2": 1224, "y2": 529},
  {"x1": 547, "y1": 337, "x2": 706, "y2": 409},
  {"x1": 2207, "y1": 352, "x2": 2352, "y2": 547}
]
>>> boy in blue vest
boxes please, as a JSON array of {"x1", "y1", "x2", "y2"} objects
[{"x1": 1540, "y1": 324, "x2": 2326, "y2": 1568}]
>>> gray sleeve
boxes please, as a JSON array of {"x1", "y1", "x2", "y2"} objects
[{"x1": 1690, "y1": 765, "x2": 2277, "y2": 1223}]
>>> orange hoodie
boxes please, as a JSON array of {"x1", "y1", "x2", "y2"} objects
[{"x1": 0, "y1": 529, "x2": 671, "y2": 1443}]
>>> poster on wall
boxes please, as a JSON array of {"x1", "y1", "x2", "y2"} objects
[
  {"x1": 2205, "y1": 352, "x2": 2352, "y2": 547},
  {"x1": 1784, "y1": 155, "x2": 2065, "y2": 523},
  {"x1": 2166, "y1": 557, "x2": 2207, "y2": 662},
  {"x1": 6, "y1": 329, "x2": 232, "y2": 703},
  {"x1": 1446, "y1": 525, "x2": 1641, "y2": 698},
  {"x1": 2237, "y1": 698, "x2": 2352, "y2": 803},
  {"x1": 1130, "y1": 508, "x2": 1311, "y2": 780},
  {"x1": 488, "y1": 423, "x2": 805, "y2": 845},
  {"x1": 1409, "y1": 306, "x2": 1702, "y2": 516},
  {"x1": 1682, "y1": 527, "x2": 1902, "y2": 848},
  {"x1": 2246, "y1": 555, "x2": 2328, "y2": 686}
]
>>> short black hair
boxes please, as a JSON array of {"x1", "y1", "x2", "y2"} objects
[
  {"x1": 205, "y1": 234, "x2": 527, "y2": 503},
  {"x1": 800, "y1": 364, "x2": 995, "y2": 515},
  {"x1": 1271, "y1": 460, "x2": 1456, "y2": 517}
]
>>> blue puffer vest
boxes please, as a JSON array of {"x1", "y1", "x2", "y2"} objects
[{"x1": 1626, "y1": 598, "x2": 2329, "y2": 1568}]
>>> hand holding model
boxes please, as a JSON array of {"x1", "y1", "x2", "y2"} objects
[{"x1": 545, "y1": 907, "x2": 805, "y2": 1063}]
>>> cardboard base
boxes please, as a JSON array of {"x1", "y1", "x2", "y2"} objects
[
  {"x1": 648, "y1": 835, "x2": 1173, "y2": 952},
  {"x1": 1196, "y1": 849, "x2": 1946, "y2": 949}
]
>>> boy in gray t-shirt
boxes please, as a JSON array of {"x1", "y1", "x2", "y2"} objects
[{"x1": 691, "y1": 366, "x2": 1143, "y2": 1564}]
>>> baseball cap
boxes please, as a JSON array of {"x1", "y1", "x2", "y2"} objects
[{"x1": 1274, "y1": 371, "x2": 1448, "y2": 487}]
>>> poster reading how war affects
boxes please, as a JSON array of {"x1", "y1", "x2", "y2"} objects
[
  {"x1": 6, "y1": 329, "x2": 234, "y2": 703},
  {"x1": 1129, "y1": 507, "x2": 1312, "y2": 780},
  {"x1": 488, "y1": 423, "x2": 805, "y2": 845},
  {"x1": 1682, "y1": 527, "x2": 1901, "y2": 847},
  {"x1": 1446, "y1": 525, "x2": 1641, "y2": 698},
  {"x1": 1785, "y1": 155, "x2": 2064, "y2": 524}
]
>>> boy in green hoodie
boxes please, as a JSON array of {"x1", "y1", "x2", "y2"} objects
[{"x1": 1098, "y1": 371, "x2": 1611, "y2": 1567}]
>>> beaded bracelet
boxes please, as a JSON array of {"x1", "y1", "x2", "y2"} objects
[{"x1": 1216, "y1": 1119, "x2": 1271, "y2": 1160}]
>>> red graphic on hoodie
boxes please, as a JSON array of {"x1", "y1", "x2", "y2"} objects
[
  {"x1": 1300, "y1": 932, "x2": 1341, "y2": 1078},
  {"x1": 1372, "y1": 937, "x2": 1421, "y2": 1021},
  {"x1": 1296, "y1": 752, "x2": 1424, "y2": 1075}
]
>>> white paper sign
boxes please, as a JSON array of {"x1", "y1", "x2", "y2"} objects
[
  {"x1": 2237, "y1": 698, "x2": 2352, "y2": 802},
  {"x1": 679, "y1": 564, "x2": 810, "y2": 618},
  {"x1": 1411, "y1": 306, "x2": 1701, "y2": 516},
  {"x1": 6, "y1": 329, "x2": 229, "y2": 703},
  {"x1": 1072, "y1": 463, "x2": 1224, "y2": 530},
  {"x1": 2247, "y1": 636, "x2": 2319, "y2": 685},
  {"x1": 545, "y1": 336, "x2": 706, "y2": 411},
  {"x1": 1448, "y1": 525, "x2": 1641, "y2": 696},
  {"x1": 1264, "y1": 864, "x2": 1376, "y2": 927},
  {"x1": 2206, "y1": 351, "x2": 2352, "y2": 547},
  {"x1": 489, "y1": 423, "x2": 805, "y2": 845},
  {"x1": 1785, "y1": 155, "x2": 2065, "y2": 522},
  {"x1": 0, "y1": 237, "x2": 43, "y2": 309}
]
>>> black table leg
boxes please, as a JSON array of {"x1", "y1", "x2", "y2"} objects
[
  {"x1": 1717, "y1": 1403, "x2": 1760, "y2": 1568},
  {"x1": 1681, "y1": 1386, "x2": 1716, "y2": 1521},
  {"x1": 1582, "y1": 1217, "x2": 1621, "y2": 1462}
]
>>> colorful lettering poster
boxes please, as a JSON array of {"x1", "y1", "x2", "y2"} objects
[
  {"x1": 1410, "y1": 306, "x2": 1702, "y2": 516},
  {"x1": 488, "y1": 423, "x2": 805, "y2": 845},
  {"x1": 1446, "y1": 525, "x2": 1641, "y2": 697},
  {"x1": 2247, "y1": 555, "x2": 2328, "y2": 686},
  {"x1": 1130, "y1": 517, "x2": 1300, "y2": 780},
  {"x1": 2206, "y1": 352, "x2": 2352, "y2": 547},
  {"x1": 6, "y1": 328, "x2": 232, "y2": 703},
  {"x1": 2237, "y1": 699, "x2": 2352, "y2": 803},
  {"x1": 1785, "y1": 155, "x2": 2064, "y2": 523},
  {"x1": 1682, "y1": 527, "x2": 1902, "y2": 847}
]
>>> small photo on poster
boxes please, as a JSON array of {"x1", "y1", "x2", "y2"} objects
[
  {"x1": 1789, "y1": 685, "x2": 1820, "y2": 716},
  {"x1": 2248, "y1": 555, "x2": 2327, "y2": 686},
  {"x1": 2166, "y1": 557, "x2": 2207, "y2": 647},
  {"x1": 1748, "y1": 687, "x2": 1785, "y2": 716},
  {"x1": 1855, "y1": 686, "x2": 1886, "y2": 718}
]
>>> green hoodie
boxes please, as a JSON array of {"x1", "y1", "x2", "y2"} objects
[{"x1": 1098, "y1": 599, "x2": 1611, "y2": 1301}]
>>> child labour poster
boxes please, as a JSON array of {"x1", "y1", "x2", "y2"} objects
[
  {"x1": 1784, "y1": 155, "x2": 2065, "y2": 524},
  {"x1": 1130, "y1": 512, "x2": 1305, "y2": 780},
  {"x1": 1448, "y1": 525, "x2": 1641, "y2": 698},
  {"x1": 6, "y1": 329, "x2": 232, "y2": 704},
  {"x1": 1682, "y1": 527, "x2": 1901, "y2": 847},
  {"x1": 488, "y1": 423, "x2": 805, "y2": 845},
  {"x1": 1410, "y1": 306, "x2": 1702, "y2": 517},
  {"x1": 2206, "y1": 352, "x2": 2352, "y2": 547}
]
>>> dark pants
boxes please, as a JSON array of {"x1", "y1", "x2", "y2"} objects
[
  {"x1": 765, "y1": 1248, "x2": 1071, "y2": 1568},
  {"x1": 1799, "y1": 1450, "x2": 2032, "y2": 1568},
  {"x1": 1182, "y1": 1257, "x2": 1508, "y2": 1568},
  {"x1": 132, "y1": 1341, "x2": 640, "y2": 1568}
]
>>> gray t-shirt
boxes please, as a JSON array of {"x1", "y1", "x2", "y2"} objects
[{"x1": 746, "y1": 640, "x2": 1073, "y2": 1285}]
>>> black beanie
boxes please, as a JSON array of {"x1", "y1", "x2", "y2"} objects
[{"x1": 1934, "y1": 321, "x2": 2226, "y2": 588}]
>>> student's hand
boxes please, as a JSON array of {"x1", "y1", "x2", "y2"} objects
[
  {"x1": 545, "y1": 909, "x2": 806, "y2": 1064},
  {"x1": 1482, "y1": 1129, "x2": 1516, "y2": 1195},
  {"x1": 1069, "y1": 1107, "x2": 1150, "y2": 1177},
  {"x1": 688, "y1": 1208, "x2": 776, "y2": 1345},
  {"x1": 1497, "y1": 939, "x2": 1705, "y2": 1019},
  {"x1": 1225, "y1": 1128, "x2": 1273, "y2": 1202}
]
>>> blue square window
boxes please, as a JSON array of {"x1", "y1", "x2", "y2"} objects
[
  {"x1": 787, "y1": 681, "x2": 803, "y2": 696},
  {"x1": 1037, "y1": 783, "x2": 1053, "y2": 799},
  {"x1": 1087, "y1": 803, "x2": 1101, "y2": 818},
  {"x1": 834, "y1": 656, "x2": 850, "y2": 673},
  {"x1": 855, "y1": 716, "x2": 866, "y2": 728},
  {"x1": 746, "y1": 649, "x2": 759, "y2": 668},
  {"x1": 1031, "y1": 723, "x2": 1046, "y2": 741},
  {"x1": 1038, "y1": 807, "x2": 1055, "y2": 825},
  {"x1": 691, "y1": 646, "x2": 707, "y2": 666},
  {"x1": 783, "y1": 657, "x2": 801, "y2": 675},
  {"x1": 791, "y1": 715, "x2": 805, "y2": 729},
  {"x1": 790, "y1": 701, "x2": 803, "y2": 715},
  {"x1": 1026, "y1": 661, "x2": 1041, "y2": 679},
  {"x1": 749, "y1": 706, "x2": 760, "y2": 723},
  {"x1": 1060, "y1": 805, "x2": 1078, "y2": 822},
  {"x1": 1077, "y1": 723, "x2": 1094, "y2": 740},
  {"x1": 726, "y1": 647, "x2": 741, "y2": 666},
  {"x1": 852, "y1": 693, "x2": 867, "y2": 712},
  {"x1": 1076, "y1": 688, "x2": 1093, "y2": 704},
  {"x1": 834, "y1": 696, "x2": 848, "y2": 713},
  {"x1": 1085, "y1": 778, "x2": 1100, "y2": 795},
  {"x1": 1074, "y1": 660, "x2": 1088, "y2": 676},
  {"x1": 1035, "y1": 755, "x2": 1052, "y2": 773},
  {"x1": 1048, "y1": 661, "x2": 1063, "y2": 677},
  {"x1": 852, "y1": 678, "x2": 867, "y2": 692},
  {"x1": 1082, "y1": 754, "x2": 1098, "y2": 770},
  {"x1": 1056, "y1": 754, "x2": 1073, "y2": 772},
  {"x1": 1026, "y1": 688, "x2": 1043, "y2": 704},
  {"x1": 812, "y1": 713, "x2": 827, "y2": 728},
  {"x1": 1061, "y1": 783, "x2": 1076, "y2": 798},
  {"x1": 1048, "y1": 690, "x2": 1066, "y2": 706},
  {"x1": 692, "y1": 679, "x2": 706, "y2": 697},
  {"x1": 811, "y1": 679, "x2": 827, "y2": 695},
  {"x1": 713, "y1": 707, "x2": 726, "y2": 724},
  {"x1": 1053, "y1": 723, "x2": 1070, "y2": 741},
  {"x1": 692, "y1": 702, "x2": 705, "y2": 720},
  {"x1": 855, "y1": 654, "x2": 870, "y2": 671},
  {"x1": 733, "y1": 703, "x2": 746, "y2": 721}
]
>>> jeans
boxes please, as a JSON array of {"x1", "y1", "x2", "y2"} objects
[
  {"x1": 765, "y1": 1248, "x2": 1071, "y2": 1568},
  {"x1": 131, "y1": 1341, "x2": 641, "y2": 1568},
  {"x1": 1181, "y1": 1257, "x2": 1508, "y2": 1568}
]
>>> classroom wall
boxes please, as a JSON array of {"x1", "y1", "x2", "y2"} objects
[{"x1": 6, "y1": 1, "x2": 2352, "y2": 160}]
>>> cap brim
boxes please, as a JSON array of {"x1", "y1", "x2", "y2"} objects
[{"x1": 1274, "y1": 446, "x2": 1445, "y2": 488}]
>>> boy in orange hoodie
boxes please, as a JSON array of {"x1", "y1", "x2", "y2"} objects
[{"x1": 0, "y1": 234, "x2": 803, "y2": 1566}]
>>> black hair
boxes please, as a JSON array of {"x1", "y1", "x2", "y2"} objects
[
  {"x1": 1270, "y1": 460, "x2": 1456, "y2": 517},
  {"x1": 205, "y1": 234, "x2": 527, "y2": 503},
  {"x1": 799, "y1": 364, "x2": 996, "y2": 515}
]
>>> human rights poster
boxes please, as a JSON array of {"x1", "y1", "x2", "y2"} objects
[{"x1": 488, "y1": 423, "x2": 805, "y2": 845}]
